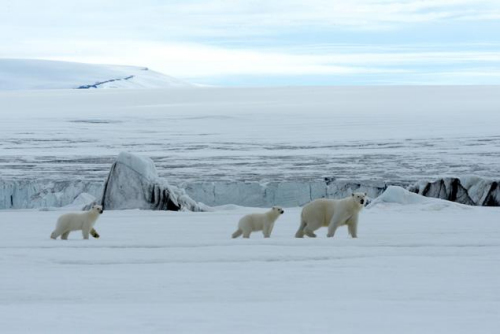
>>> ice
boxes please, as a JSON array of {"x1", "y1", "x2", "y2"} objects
[
  {"x1": 0, "y1": 180, "x2": 102, "y2": 210},
  {"x1": 0, "y1": 59, "x2": 192, "y2": 90},
  {"x1": 0, "y1": 204, "x2": 499, "y2": 333},
  {"x1": 1, "y1": 86, "x2": 500, "y2": 184},
  {"x1": 1, "y1": 86, "x2": 500, "y2": 209},
  {"x1": 183, "y1": 179, "x2": 387, "y2": 207},
  {"x1": 102, "y1": 152, "x2": 207, "y2": 211},
  {"x1": 369, "y1": 185, "x2": 466, "y2": 210},
  {"x1": 409, "y1": 177, "x2": 500, "y2": 206},
  {"x1": 2, "y1": 173, "x2": 499, "y2": 210}
]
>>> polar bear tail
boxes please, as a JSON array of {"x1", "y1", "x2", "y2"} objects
[{"x1": 232, "y1": 229, "x2": 243, "y2": 238}]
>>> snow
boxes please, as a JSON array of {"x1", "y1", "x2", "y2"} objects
[
  {"x1": 1, "y1": 203, "x2": 499, "y2": 333},
  {"x1": 0, "y1": 59, "x2": 191, "y2": 90}
]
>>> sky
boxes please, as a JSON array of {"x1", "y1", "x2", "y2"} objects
[{"x1": 1, "y1": 0, "x2": 500, "y2": 86}]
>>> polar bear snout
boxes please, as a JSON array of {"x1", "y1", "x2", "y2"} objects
[
  {"x1": 351, "y1": 192, "x2": 367, "y2": 206},
  {"x1": 92, "y1": 204, "x2": 104, "y2": 214},
  {"x1": 272, "y1": 206, "x2": 284, "y2": 214}
]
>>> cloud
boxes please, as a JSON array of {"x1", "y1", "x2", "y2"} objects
[
  {"x1": 1, "y1": 0, "x2": 500, "y2": 84},
  {"x1": 4, "y1": 40, "x2": 498, "y2": 82}
]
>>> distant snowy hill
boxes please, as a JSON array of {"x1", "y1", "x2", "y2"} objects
[{"x1": 0, "y1": 59, "x2": 192, "y2": 90}]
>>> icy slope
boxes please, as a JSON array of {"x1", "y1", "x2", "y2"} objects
[
  {"x1": 0, "y1": 59, "x2": 191, "y2": 90},
  {"x1": 1, "y1": 204, "x2": 499, "y2": 333}
]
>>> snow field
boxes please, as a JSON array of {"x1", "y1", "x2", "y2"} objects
[{"x1": 1, "y1": 203, "x2": 499, "y2": 333}]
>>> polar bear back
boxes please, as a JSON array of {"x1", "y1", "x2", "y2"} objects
[
  {"x1": 238, "y1": 213, "x2": 269, "y2": 232},
  {"x1": 301, "y1": 198, "x2": 339, "y2": 227},
  {"x1": 56, "y1": 212, "x2": 97, "y2": 231}
]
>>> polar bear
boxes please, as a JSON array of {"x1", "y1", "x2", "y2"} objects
[
  {"x1": 50, "y1": 204, "x2": 103, "y2": 240},
  {"x1": 232, "y1": 206, "x2": 284, "y2": 238},
  {"x1": 295, "y1": 193, "x2": 366, "y2": 238}
]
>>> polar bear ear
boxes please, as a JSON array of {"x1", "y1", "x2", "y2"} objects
[
  {"x1": 364, "y1": 192, "x2": 367, "y2": 196},
  {"x1": 351, "y1": 193, "x2": 354, "y2": 197}
]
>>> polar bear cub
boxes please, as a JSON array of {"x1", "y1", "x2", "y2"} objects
[
  {"x1": 232, "y1": 206, "x2": 285, "y2": 238},
  {"x1": 50, "y1": 204, "x2": 103, "y2": 240},
  {"x1": 295, "y1": 193, "x2": 367, "y2": 238}
]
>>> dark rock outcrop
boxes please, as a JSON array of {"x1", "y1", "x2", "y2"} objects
[
  {"x1": 409, "y1": 177, "x2": 500, "y2": 206},
  {"x1": 101, "y1": 152, "x2": 207, "y2": 211}
]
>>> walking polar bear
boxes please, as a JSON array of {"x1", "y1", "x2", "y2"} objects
[
  {"x1": 295, "y1": 193, "x2": 367, "y2": 238},
  {"x1": 232, "y1": 206, "x2": 285, "y2": 238},
  {"x1": 50, "y1": 204, "x2": 103, "y2": 240}
]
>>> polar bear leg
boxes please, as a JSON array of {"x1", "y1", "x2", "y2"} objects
[
  {"x1": 61, "y1": 231, "x2": 70, "y2": 240},
  {"x1": 232, "y1": 229, "x2": 243, "y2": 238},
  {"x1": 347, "y1": 214, "x2": 358, "y2": 238},
  {"x1": 82, "y1": 229, "x2": 90, "y2": 240},
  {"x1": 50, "y1": 229, "x2": 62, "y2": 239},
  {"x1": 327, "y1": 214, "x2": 344, "y2": 238},
  {"x1": 304, "y1": 228, "x2": 317, "y2": 238},
  {"x1": 90, "y1": 228, "x2": 100, "y2": 239},
  {"x1": 242, "y1": 227, "x2": 252, "y2": 238},
  {"x1": 295, "y1": 219, "x2": 306, "y2": 238},
  {"x1": 263, "y1": 224, "x2": 271, "y2": 238}
]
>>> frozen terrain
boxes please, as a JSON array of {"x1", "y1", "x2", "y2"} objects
[
  {"x1": 1, "y1": 86, "x2": 499, "y2": 208},
  {"x1": 1, "y1": 194, "x2": 499, "y2": 333},
  {"x1": 0, "y1": 59, "x2": 191, "y2": 90}
]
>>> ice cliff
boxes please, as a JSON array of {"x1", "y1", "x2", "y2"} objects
[
  {"x1": 1, "y1": 154, "x2": 499, "y2": 210},
  {"x1": 0, "y1": 180, "x2": 102, "y2": 210}
]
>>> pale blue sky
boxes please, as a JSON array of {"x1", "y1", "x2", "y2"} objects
[{"x1": 2, "y1": 0, "x2": 500, "y2": 85}]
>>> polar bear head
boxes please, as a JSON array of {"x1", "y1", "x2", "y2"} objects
[
  {"x1": 92, "y1": 204, "x2": 104, "y2": 214},
  {"x1": 351, "y1": 192, "x2": 367, "y2": 206},
  {"x1": 271, "y1": 206, "x2": 285, "y2": 215}
]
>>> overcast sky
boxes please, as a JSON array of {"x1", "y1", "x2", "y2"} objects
[{"x1": 2, "y1": 0, "x2": 500, "y2": 85}]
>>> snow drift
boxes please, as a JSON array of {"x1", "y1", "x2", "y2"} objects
[
  {"x1": 369, "y1": 185, "x2": 468, "y2": 210},
  {"x1": 0, "y1": 59, "x2": 191, "y2": 90},
  {"x1": 101, "y1": 152, "x2": 206, "y2": 211}
]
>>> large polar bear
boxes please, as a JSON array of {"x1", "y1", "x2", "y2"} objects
[
  {"x1": 232, "y1": 206, "x2": 284, "y2": 238},
  {"x1": 50, "y1": 204, "x2": 103, "y2": 240},
  {"x1": 295, "y1": 193, "x2": 367, "y2": 238}
]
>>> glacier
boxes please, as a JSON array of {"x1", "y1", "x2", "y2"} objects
[
  {"x1": 1, "y1": 86, "x2": 500, "y2": 210},
  {"x1": 0, "y1": 180, "x2": 102, "y2": 210},
  {"x1": 1, "y1": 156, "x2": 498, "y2": 210}
]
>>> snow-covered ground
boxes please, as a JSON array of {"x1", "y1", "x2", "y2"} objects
[
  {"x1": 0, "y1": 59, "x2": 191, "y2": 90},
  {"x1": 1, "y1": 86, "x2": 499, "y2": 185},
  {"x1": 1, "y1": 197, "x2": 499, "y2": 333}
]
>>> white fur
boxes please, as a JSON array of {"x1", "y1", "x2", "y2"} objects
[
  {"x1": 232, "y1": 206, "x2": 284, "y2": 238},
  {"x1": 295, "y1": 193, "x2": 367, "y2": 238},
  {"x1": 50, "y1": 205, "x2": 103, "y2": 240}
]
